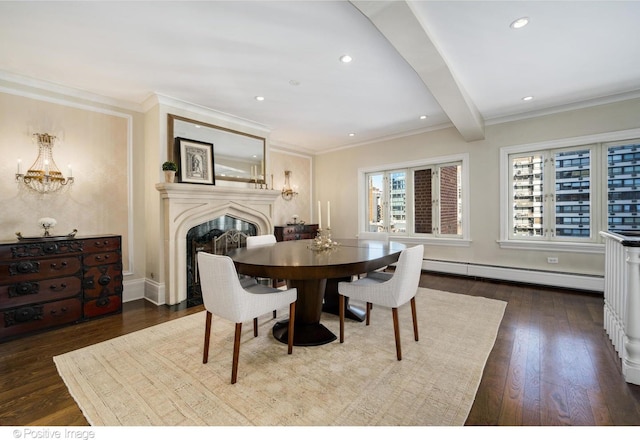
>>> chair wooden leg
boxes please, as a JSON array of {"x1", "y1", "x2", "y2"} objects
[
  {"x1": 253, "y1": 317, "x2": 258, "y2": 337},
  {"x1": 366, "y1": 302, "x2": 372, "y2": 325},
  {"x1": 287, "y1": 302, "x2": 296, "y2": 354},
  {"x1": 273, "y1": 310, "x2": 277, "y2": 319},
  {"x1": 392, "y1": 307, "x2": 402, "y2": 360},
  {"x1": 339, "y1": 294, "x2": 345, "y2": 343},
  {"x1": 410, "y1": 297, "x2": 419, "y2": 341},
  {"x1": 231, "y1": 322, "x2": 242, "y2": 384},
  {"x1": 203, "y1": 311, "x2": 212, "y2": 364}
]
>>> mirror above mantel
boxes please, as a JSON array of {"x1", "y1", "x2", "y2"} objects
[{"x1": 168, "y1": 114, "x2": 266, "y2": 184}]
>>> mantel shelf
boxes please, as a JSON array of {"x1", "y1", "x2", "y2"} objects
[{"x1": 156, "y1": 182, "x2": 280, "y2": 203}]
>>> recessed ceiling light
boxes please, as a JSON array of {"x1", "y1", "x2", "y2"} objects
[
  {"x1": 255, "y1": 96, "x2": 265, "y2": 101},
  {"x1": 510, "y1": 17, "x2": 529, "y2": 29},
  {"x1": 419, "y1": 115, "x2": 428, "y2": 120},
  {"x1": 522, "y1": 95, "x2": 534, "y2": 101},
  {"x1": 340, "y1": 54, "x2": 353, "y2": 63},
  {"x1": 348, "y1": 133, "x2": 355, "y2": 137}
]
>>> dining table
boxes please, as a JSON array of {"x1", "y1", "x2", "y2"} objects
[{"x1": 228, "y1": 238, "x2": 405, "y2": 346}]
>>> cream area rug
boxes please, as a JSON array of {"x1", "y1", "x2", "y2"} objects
[{"x1": 54, "y1": 288, "x2": 506, "y2": 426}]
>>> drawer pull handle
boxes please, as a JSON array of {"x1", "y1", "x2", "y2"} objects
[
  {"x1": 50, "y1": 283, "x2": 68, "y2": 292},
  {"x1": 98, "y1": 275, "x2": 112, "y2": 286},
  {"x1": 50, "y1": 261, "x2": 68, "y2": 271},
  {"x1": 93, "y1": 241, "x2": 109, "y2": 248},
  {"x1": 96, "y1": 297, "x2": 111, "y2": 308}
]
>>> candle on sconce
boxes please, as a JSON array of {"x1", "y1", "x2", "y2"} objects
[
  {"x1": 17, "y1": 159, "x2": 21, "y2": 174},
  {"x1": 44, "y1": 159, "x2": 50, "y2": 175},
  {"x1": 327, "y1": 201, "x2": 331, "y2": 229},
  {"x1": 318, "y1": 200, "x2": 322, "y2": 229},
  {"x1": 68, "y1": 164, "x2": 72, "y2": 178}
]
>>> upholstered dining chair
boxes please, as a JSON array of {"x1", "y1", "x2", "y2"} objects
[
  {"x1": 246, "y1": 234, "x2": 280, "y2": 318},
  {"x1": 197, "y1": 251, "x2": 297, "y2": 384},
  {"x1": 337, "y1": 244, "x2": 424, "y2": 361}
]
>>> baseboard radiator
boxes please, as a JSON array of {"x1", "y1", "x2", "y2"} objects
[
  {"x1": 600, "y1": 231, "x2": 640, "y2": 385},
  {"x1": 422, "y1": 260, "x2": 603, "y2": 292}
]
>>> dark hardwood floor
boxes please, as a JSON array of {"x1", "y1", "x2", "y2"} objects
[{"x1": 1, "y1": 272, "x2": 640, "y2": 426}]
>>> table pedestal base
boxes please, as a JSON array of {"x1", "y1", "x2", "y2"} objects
[
  {"x1": 322, "y1": 277, "x2": 366, "y2": 322},
  {"x1": 273, "y1": 320, "x2": 337, "y2": 346}
]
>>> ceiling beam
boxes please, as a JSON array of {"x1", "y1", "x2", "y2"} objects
[{"x1": 350, "y1": 0, "x2": 485, "y2": 142}]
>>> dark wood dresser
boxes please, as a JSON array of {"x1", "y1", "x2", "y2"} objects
[
  {"x1": 274, "y1": 224, "x2": 319, "y2": 241},
  {"x1": 0, "y1": 234, "x2": 123, "y2": 342}
]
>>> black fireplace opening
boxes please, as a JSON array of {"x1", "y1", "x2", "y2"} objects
[{"x1": 186, "y1": 215, "x2": 257, "y2": 307}]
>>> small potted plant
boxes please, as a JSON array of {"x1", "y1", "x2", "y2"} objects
[{"x1": 162, "y1": 161, "x2": 178, "y2": 183}]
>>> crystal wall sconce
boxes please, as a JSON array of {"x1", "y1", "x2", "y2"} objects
[
  {"x1": 16, "y1": 133, "x2": 74, "y2": 193},
  {"x1": 281, "y1": 170, "x2": 298, "y2": 201}
]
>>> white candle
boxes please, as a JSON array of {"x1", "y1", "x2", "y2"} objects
[
  {"x1": 44, "y1": 159, "x2": 49, "y2": 175},
  {"x1": 327, "y1": 201, "x2": 331, "y2": 229},
  {"x1": 17, "y1": 159, "x2": 21, "y2": 174},
  {"x1": 68, "y1": 164, "x2": 72, "y2": 178},
  {"x1": 318, "y1": 201, "x2": 322, "y2": 229}
]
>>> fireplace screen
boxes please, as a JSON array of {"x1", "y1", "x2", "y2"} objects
[{"x1": 186, "y1": 215, "x2": 257, "y2": 307}]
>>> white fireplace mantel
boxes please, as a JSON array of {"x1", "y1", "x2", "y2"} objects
[{"x1": 156, "y1": 183, "x2": 280, "y2": 305}]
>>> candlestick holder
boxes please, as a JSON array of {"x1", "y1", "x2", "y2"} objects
[{"x1": 309, "y1": 228, "x2": 339, "y2": 251}]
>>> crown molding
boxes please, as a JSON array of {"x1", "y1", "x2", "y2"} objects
[{"x1": 0, "y1": 70, "x2": 144, "y2": 113}]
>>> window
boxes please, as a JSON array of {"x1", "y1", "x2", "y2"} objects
[
  {"x1": 500, "y1": 130, "x2": 640, "y2": 251},
  {"x1": 509, "y1": 147, "x2": 593, "y2": 240},
  {"x1": 360, "y1": 154, "x2": 469, "y2": 243}
]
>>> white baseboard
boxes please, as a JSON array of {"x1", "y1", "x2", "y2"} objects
[
  {"x1": 122, "y1": 278, "x2": 145, "y2": 303},
  {"x1": 122, "y1": 278, "x2": 165, "y2": 305},
  {"x1": 422, "y1": 259, "x2": 604, "y2": 293}
]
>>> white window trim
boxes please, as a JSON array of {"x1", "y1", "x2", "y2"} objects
[
  {"x1": 358, "y1": 153, "x2": 471, "y2": 247},
  {"x1": 498, "y1": 127, "x2": 640, "y2": 253}
]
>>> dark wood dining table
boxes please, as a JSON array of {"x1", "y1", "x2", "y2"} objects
[{"x1": 228, "y1": 238, "x2": 405, "y2": 346}]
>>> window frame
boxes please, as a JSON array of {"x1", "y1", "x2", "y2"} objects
[
  {"x1": 499, "y1": 128, "x2": 640, "y2": 254},
  {"x1": 358, "y1": 154, "x2": 470, "y2": 247}
]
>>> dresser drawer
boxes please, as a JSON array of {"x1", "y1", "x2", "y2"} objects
[
  {"x1": 0, "y1": 297, "x2": 82, "y2": 340},
  {"x1": 0, "y1": 276, "x2": 81, "y2": 308},
  {"x1": 81, "y1": 237, "x2": 121, "y2": 253},
  {"x1": 83, "y1": 294, "x2": 122, "y2": 318},
  {"x1": 0, "y1": 255, "x2": 82, "y2": 282},
  {"x1": 83, "y1": 250, "x2": 121, "y2": 267},
  {"x1": 0, "y1": 240, "x2": 83, "y2": 261}
]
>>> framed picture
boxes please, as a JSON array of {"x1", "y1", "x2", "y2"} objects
[{"x1": 175, "y1": 137, "x2": 215, "y2": 185}]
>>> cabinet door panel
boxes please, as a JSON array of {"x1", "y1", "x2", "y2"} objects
[{"x1": 82, "y1": 265, "x2": 123, "y2": 298}]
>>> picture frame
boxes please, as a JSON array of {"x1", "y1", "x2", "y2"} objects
[{"x1": 175, "y1": 137, "x2": 215, "y2": 185}]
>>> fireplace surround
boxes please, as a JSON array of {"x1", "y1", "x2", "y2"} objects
[{"x1": 156, "y1": 183, "x2": 280, "y2": 305}]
